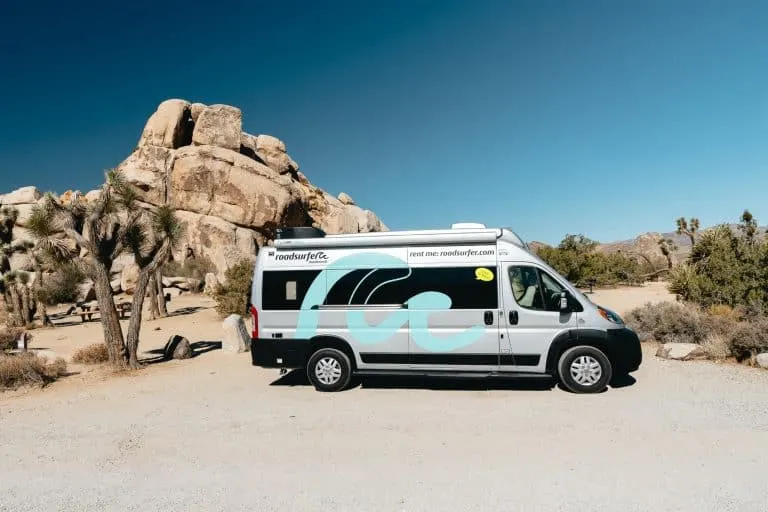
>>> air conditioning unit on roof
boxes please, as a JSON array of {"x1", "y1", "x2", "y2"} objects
[{"x1": 451, "y1": 222, "x2": 486, "y2": 229}]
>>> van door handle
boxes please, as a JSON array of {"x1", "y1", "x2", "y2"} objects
[
  {"x1": 484, "y1": 311, "x2": 493, "y2": 325},
  {"x1": 508, "y1": 311, "x2": 519, "y2": 325}
]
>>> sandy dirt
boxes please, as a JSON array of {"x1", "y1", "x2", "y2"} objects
[{"x1": 2, "y1": 283, "x2": 767, "y2": 511}]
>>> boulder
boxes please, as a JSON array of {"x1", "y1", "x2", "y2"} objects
[
  {"x1": 163, "y1": 335, "x2": 192, "y2": 360},
  {"x1": 222, "y1": 314, "x2": 250, "y2": 353},
  {"x1": 757, "y1": 353, "x2": 768, "y2": 369},
  {"x1": 255, "y1": 134, "x2": 298, "y2": 175},
  {"x1": 110, "y1": 278, "x2": 122, "y2": 294},
  {"x1": 84, "y1": 189, "x2": 102, "y2": 203},
  {"x1": 76, "y1": 280, "x2": 96, "y2": 302},
  {"x1": 338, "y1": 192, "x2": 355, "y2": 205},
  {"x1": 120, "y1": 263, "x2": 140, "y2": 295},
  {"x1": 656, "y1": 343, "x2": 708, "y2": 361},
  {"x1": 9, "y1": 252, "x2": 34, "y2": 272},
  {"x1": 190, "y1": 103, "x2": 206, "y2": 122},
  {"x1": 111, "y1": 253, "x2": 135, "y2": 277},
  {"x1": 204, "y1": 273, "x2": 219, "y2": 295},
  {"x1": 192, "y1": 104, "x2": 242, "y2": 151},
  {"x1": 170, "y1": 145, "x2": 308, "y2": 230},
  {"x1": 164, "y1": 287, "x2": 183, "y2": 299},
  {"x1": 162, "y1": 276, "x2": 188, "y2": 288},
  {"x1": 186, "y1": 278, "x2": 203, "y2": 292},
  {"x1": 138, "y1": 99, "x2": 193, "y2": 149},
  {"x1": 2, "y1": 186, "x2": 41, "y2": 205},
  {"x1": 172, "y1": 211, "x2": 243, "y2": 281},
  {"x1": 117, "y1": 145, "x2": 175, "y2": 205}
]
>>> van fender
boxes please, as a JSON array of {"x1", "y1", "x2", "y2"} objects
[
  {"x1": 544, "y1": 329, "x2": 610, "y2": 375},
  {"x1": 308, "y1": 335, "x2": 358, "y2": 370}
]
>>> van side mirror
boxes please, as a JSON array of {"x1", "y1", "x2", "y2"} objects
[{"x1": 559, "y1": 291, "x2": 569, "y2": 311}]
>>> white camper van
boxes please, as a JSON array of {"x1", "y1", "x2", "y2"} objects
[{"x1": 248, "y1": 224, "x2": 641, "y2": 393}]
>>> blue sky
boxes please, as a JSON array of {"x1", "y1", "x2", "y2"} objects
[{"x1": 1, "y1": 0, "x2": 766, "y2": 245}]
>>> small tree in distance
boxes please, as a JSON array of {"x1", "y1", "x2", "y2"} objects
[{"x1": 675, "y1": 217, "x2": 700, "y2": 246}]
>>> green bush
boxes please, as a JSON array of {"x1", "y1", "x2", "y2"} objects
[
  {"x1": 163, "y1": 256, "x2": 216, "y2": 280},
  {"x1": 625, "y1": 302, "x2": 716, "y2": 345},
  {"x1": 38, "y1": 263, "x2": 86, "y2": 305},
  {"x1": 669, "y1": 215, "x2": 768, "y2": 310},
  {"x1": 537, "y1": 234, "x2": 648, "y2": 287},
  {"x1": 214, "y1": 259, "x2": 255, "y2": 318}
]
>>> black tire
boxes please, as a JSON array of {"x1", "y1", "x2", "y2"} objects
[
  {"x1": 306, "y1": 348, "x2": 352, "y2": 392},
  {"x1": 557, "y1": 345, "x2": 612, "y2": 394}
]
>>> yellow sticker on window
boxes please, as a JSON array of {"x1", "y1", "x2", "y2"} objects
[{"x1": 475, "y1": 268, "x2": 494, "y2": 282}]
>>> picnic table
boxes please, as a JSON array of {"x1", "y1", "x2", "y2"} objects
[{"x1": 70, "y1": 301, "x2": 133, "y2": 322}]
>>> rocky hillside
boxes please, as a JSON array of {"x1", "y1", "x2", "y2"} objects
[{"x1": 0, "y1": 99, "x2": 387, "y2": 286}]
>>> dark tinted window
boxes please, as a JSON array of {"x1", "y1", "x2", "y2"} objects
[
  {"x1": 324, "y1": 266, "x2": 498, "y2": 309},
  {"x1": 261, "y1": 270, "x2": 321, "y2": 310}
]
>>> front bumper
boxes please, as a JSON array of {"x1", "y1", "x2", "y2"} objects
[{"x1": 606, "y1": 327, "x2": 642, "y2": 374}]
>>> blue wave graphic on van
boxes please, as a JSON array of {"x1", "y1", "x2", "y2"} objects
[{"x1": 295, "y1": 252, "x2": 486, "y2": 351}]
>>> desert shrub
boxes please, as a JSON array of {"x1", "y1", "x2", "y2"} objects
[
  {"x1": 728, "y1": 319, "x2": 768, "y2": 363},
  {"x1": 0, "y1": 327, "x2": 26, "y2": 352},
  {"x1": 214, "y1": 259, "x2": 255, "y2": 318},
  {"x1": 625, "y1": 302, "x2": 713, "y2": 345},
  {"x1": 0, "y1": 352, "x2": 68, "y2": 390},
  {"x1": 702, "y1": 333, "x2": 731, "y2": 360},
  {"x1": 38, "y1": 263, "x2": 86, "y2": 305},
  {"x1": 72, "y1": 343, "x2": 109, "y2": 364},
  {"x1": 669, "y1": 218, "x2": 768, "y2": 310},
  {"x1": 537, "y1": 234, "x2": 649, "y2": 287},
  {"x1": 163, "y1": 255, "x2": 216, "y2": 280}
]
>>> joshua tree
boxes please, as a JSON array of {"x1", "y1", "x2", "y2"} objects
[
  {"x1": 738, "y1": 209, "x2": 758, "y2": 244},
  {"x1": 27, "y1": 170, "x2": 143, "y2": 367},
  {"x1": 123, "y1": 205, "x2": 182, "y2": 367},
  {"x1": 658, "y1": 238, "x2": 677, "y2": 269},
  {"x1": 675, "y1": 217, "x2": 700, "y2": 246}
]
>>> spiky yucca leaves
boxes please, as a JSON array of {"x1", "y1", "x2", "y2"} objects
[
  {"x1": 123, "y1": 204, "x2": 184, "y2": 368},
  {"x1": 26, "y1": 169, "x2": 146, "y2": 368}
]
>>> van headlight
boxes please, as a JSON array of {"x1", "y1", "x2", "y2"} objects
[{"x1": 598, "y1": 306, "x2": 624, "y2": 325}]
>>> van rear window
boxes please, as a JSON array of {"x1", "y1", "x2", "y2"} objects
[{"x1": 262, "y1": 270, "x2": 321, "y2": 310}]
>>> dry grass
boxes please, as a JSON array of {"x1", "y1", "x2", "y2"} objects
[
  {"x1": 0, "y1": 352, "x2": 68, "y2": 390},
  {"x1": 72, "y1": 343, "x2": 109, "y2": 364},
  {"x1": 702, "y1": 333, "x2": 731, "y2": 360}
]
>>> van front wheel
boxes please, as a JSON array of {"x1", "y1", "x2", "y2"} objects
[
  {"x1": 307, "y1": 348, "x2": 352, "y2": 392},
  {"x1": 557, "y1": 346, "x2": 612, "y2": 394}
]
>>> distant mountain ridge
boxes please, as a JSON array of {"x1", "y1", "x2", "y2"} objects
[{"x1": 530, "y1": 224, "x2": 767, "y2": 268}]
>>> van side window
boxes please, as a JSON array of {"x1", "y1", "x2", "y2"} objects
[
  {"x1": 323, "y1": 267, "x2": 498, "y2": 309},
  {"x1": 508, "y1": 266, "x2": 565, "y2": 312},
  {"x1": 262, "y1": 270, "x2": 322, "y2": 310}
]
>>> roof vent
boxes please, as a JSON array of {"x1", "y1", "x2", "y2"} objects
[
  {"x1": 451, "y1": 222, "x2": 486, "y2": 229},
  {"x1": 275, "y1": 227, "x2": 326, "y2": 239}
]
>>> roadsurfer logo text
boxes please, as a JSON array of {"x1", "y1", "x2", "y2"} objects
[{"x1": 274, "y1": 251, "x2": 329, "y2": 263}]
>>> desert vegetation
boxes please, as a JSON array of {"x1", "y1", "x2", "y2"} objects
[
  {"x1": 24, "y1": 170, "x2": 183, "y2": 369},
  {"x1": 626, "y1": 210, "x2": 768, "y2": 366},
  {"x1": 537, "y1": 234, "x2": 655, "y2": 287},
  {"x1": 214, "y1": 259, "x2": 255, "y2": 318}
]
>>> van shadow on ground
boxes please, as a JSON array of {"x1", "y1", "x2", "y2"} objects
[{"x1": 270, "y1": 370, "x2": 636, "y2": 392}]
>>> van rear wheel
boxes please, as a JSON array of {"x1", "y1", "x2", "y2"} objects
[
  {"x1": 307, "y1": 348, "x2": 352, "y2": 392},
  {"x1": 557, "y1": 345, "x2": 612, "y2": 394}
]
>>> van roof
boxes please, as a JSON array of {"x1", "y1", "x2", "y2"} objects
[{"x1": 271, "y1": 227, "x2": 529, "y2": 250}]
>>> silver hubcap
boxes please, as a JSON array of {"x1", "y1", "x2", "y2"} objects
[
  {"x1": 315, "y1": 357, "x2": 342, "y2": 385},
  {"x1": 570, "y1": 355, "x2": 602, "y2": 386}
]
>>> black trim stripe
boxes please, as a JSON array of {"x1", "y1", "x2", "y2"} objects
[{"x1": 360, "y1": 353, "x2": 540, "y2": 366}]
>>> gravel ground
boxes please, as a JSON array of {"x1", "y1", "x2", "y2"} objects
[{"x1": 2, "y1": 342, "x2": 767, "y2": 512}]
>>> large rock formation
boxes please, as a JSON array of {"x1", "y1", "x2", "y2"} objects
[{"x1": 0, "y1": 99, "x2": 387, "y2": 282}]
